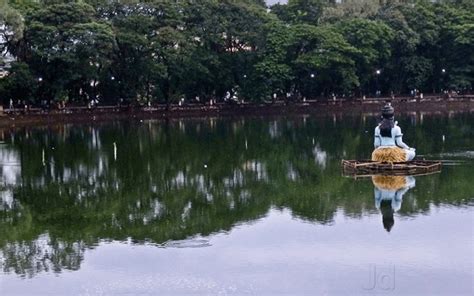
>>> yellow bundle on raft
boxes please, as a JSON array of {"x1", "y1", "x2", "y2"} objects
[
  {"x1": 371, "y1": 147, "x2": 406, "y2": 162},
  {"x1": 372, "y1": 175, "x2": 407, "y2": 191}
]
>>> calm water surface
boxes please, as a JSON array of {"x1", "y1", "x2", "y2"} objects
[{"x1": 0, "y1": 113, "x2": 473, "y2": 295}]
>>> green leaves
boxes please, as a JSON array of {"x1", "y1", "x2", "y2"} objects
[
  {"x1": 0, "y1": 62, "x2": 37, "y2": 103},
  {"x1": 336, "y1": 18, "x2": 393, "y2": 93},
  {"x1": 0, "y1": 0, "x2": 25, "y2": 59},
  {"x1": 293, "y1": 24, "x2": 360, "y2": 90},
  {"x1": 18, "y1": 2, "x2": 116, "y2": 102},
  {"x1": 275, "y1": 0, "x2": 326, "y2": 25},
  {"x1": 27, "y1": 2, "x2": 95, "y2": 27},
  {"x1": 256, "y1": 22, "x2": 361, "y2": 98}
]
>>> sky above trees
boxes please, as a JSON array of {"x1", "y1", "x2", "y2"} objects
[{"x1": 267, "y1": 0, "x2": 288, "y2": 5}]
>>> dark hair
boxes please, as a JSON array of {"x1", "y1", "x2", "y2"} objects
[
  {"x1": 383, "y1": 215, "x2": 395, "y2": 232},
  {"x1": 381, "y1": 103, "x2": 394, "y2": 118},
  {"x1": 380, "y1": 200, "x2": 395, "y2": 232},
  {"x1": 380, "y1": 118, "x2": 394, "y2": 137}
]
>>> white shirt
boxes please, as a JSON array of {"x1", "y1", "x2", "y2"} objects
[
  {"x1": 374, "y1": 176, "x2": 416, "y2": 211},
  {"x1": 374, "y1": 123, "x2": 409, "y2": 149}
]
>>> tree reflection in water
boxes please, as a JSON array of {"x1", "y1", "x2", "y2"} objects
[{"x1": 0, "y1": 113, "x2": 472, "y2": 277}]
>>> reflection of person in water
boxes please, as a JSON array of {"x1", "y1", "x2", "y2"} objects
[{"x1": 372, "y1": 175, "x2": 416, "y2": 232}]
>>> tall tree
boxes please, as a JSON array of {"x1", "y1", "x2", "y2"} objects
[
  {"x1": 0, "y1": 0, "x2": 24, "y2": 62},
  {"x1": 272, "y1": 0, "x2": 327, "y2": 25},
  {"x1": 336, "y1": 18, "x2": 394, "y2": 95},
  {"x1": 289, "y1": 24, "x2": 360, "y2": 97},
  {"x1": 19, "y1": 1, "x2": 116, "y2": 102}
]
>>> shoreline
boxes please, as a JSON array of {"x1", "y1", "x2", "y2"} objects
[{"x1": 1, "y1": 98, "x2": 473, "y2": 128}]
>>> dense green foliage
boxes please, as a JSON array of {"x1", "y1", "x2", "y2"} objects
[
  {"x1": 0, "y1": 113, "x2": 473, "y2": 276},
  {"x1": 0, "y1": 0, "x2": 473, "y2": 106}
]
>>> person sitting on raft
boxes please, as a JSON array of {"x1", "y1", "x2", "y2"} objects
[{"x1": 372, "y1": 103, "x2": 416, "y2": 162}]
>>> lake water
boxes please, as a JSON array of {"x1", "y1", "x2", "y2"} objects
[{"x1": 0, "y1": 112, "x2": 473, "y2": 295}]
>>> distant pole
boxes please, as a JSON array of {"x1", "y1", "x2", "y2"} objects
[
  {"x1": 375, "y1": 69, "x2": 381, "y2": 97},
  {"x1": 37, "y1": 77, "x2": 43, "y2": 106},
  {"x1": 441, "y1": 68, "x2": 446, "y2": 93}
]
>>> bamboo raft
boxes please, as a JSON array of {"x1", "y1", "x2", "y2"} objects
[{"x1": 342, "y1": 160, "x2": 442, "y2": 177}]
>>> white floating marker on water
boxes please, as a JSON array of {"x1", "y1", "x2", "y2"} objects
[
  {"x1": 442, "y1": 135, "x2": 445, "y2": 142},
  {"x1": 204, "y1": 164, "x2": 208, "y2": 168},
  {"x1": 113, "y1": 142, "x2": 117, "y2": 160}
]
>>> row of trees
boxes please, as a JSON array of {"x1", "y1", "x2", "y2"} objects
[{"x1": 0, "y1": 0, "x2": 473, "y2": 107}]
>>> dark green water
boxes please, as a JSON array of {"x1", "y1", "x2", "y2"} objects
[{"x1": 0, "y1": 113, "x2": 473, "y2": 295}]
